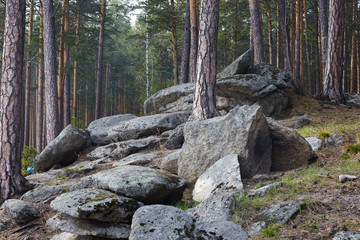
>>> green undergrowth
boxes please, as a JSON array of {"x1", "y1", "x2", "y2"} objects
[{"x1": 297, "y1": 121, "x2": 360, "y2": 138}]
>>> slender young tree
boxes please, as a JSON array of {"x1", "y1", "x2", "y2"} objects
[
  {"x1": 322, "y1": 0, "x2": 345, "y2": 102},
  {"x1": 293, "y1": 0, "x2": 303, "y2": 93},
  {"x1": 180, "y1": 0, "x2": 190, "y2": 84},
  {"x1": 73, "y1": 11, "x2": 80, "y2": 118},
  {"x1": 249, "y1": 0, "x2": 265, "y2": 64},
  {"x1": 170, "y1": 0, "x2": 178, "y2": 85},
  {"x1": 192, "y1": 0, "x2": 220, "y2": 121},
  {"x1": 278, "y1": 0, "x2": 291, "y2": 71},
  {"x1": 43, "y1": 0, "x2": 60, "y2": 142},
  {"x1": 350, "y1": 0, "x2": 357, "y2": 93},
  {"x1": 95, "y1": 0, "x2": 107, "y2": 120},
  {"x1": 63, "y1": 0, "x2": 70, "y2": 127},
  {"x1": 189, "y1": 0, "x2": 198, "y2": 82},
  {"x1": 37, "y1": 3, "x2": 44, "y2": 152},
  {"x1": 0, "y1": 0, "x2": 28, "y2": 201},
  {"x1": 319, "y1": 0, "x2": 328, "y2": 77},
  {"x1": 267, "y1": 8, "x2": 273, "y2": 65}
]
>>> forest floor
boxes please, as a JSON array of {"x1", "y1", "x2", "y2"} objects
[{"x1": 1, "y1": 90, "x2": 360, "y2": 240}]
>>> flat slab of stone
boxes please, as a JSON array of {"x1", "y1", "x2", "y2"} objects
[
  {"x1": 333, "y1": 231, "x2": 360, "y2": 240},
  {"x1": 217, "y1": 49, "x2": 251, "y2": 78},
  {"x1": 87, "y1": 137, "x2": 159, "y2": 160},
  {"x1": 51, "y1": 232, "x2": 98, "y2": 240},
  {"x1": 87, "y1": 114, "x2": 137, "y2": 145},
  {"x1": 47, "y1": 213, "x2": 130, "y2": 239},
  {"x1": 194, "y1": 221, "x2": 251, "y2": 240},
  {"x1": 248, "y1": 182, "x2": 282, "y2": 198},
  {"x1": 193, "y1": 154, "x2": 243, "y2": 202},
  {"x1": 161, "y1": 150, "x2": 181, "y2": 174},
  {"x1": 108, "y1": 112, "x2": 190, "y2": 142},
  {"x1": 339, "y1": 174, "x2": 358, "y2": 183},
  {"x1": 305, "y1": 137, "x2": 323, "y2": 151},
  {"x1": 35, "y1": 125, "x2": 91, "y2": 172},
  {"x1": 129, "y1": 205, "x2": 195, "y2": 240},
  {"x1": 50, "y1": 188, "x2": 143, "y2": 223},
  {"x1": 113, "y1": 153, "x2": 158, "y2": 167},
  {"x1": 71, "y1": 165, "x2": 187, "y2": 204},
  {"x1": 21, "y1": 185, "x2": 70, "y2": 203},
  {"x1": 2, "y1": 199, "x2": 41, "y2": 223},
  {"x1": 179, "y1": 105, "x2": 272, "y2": 183}
]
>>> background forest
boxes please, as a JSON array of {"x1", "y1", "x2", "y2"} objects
[{"x1": 0, "y1": 0, "x2": 357, "y2": 152}]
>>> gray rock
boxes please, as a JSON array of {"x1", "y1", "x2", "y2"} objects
[
  {"x1": 47, "y1": 213, "x2": 131, "y2": 239},
  {"x1": 333, "y1": 231, "x2": 360, "y2": 240},
  {"x1": 187, "y1": 191, "x2": 238, "y2": 222},
  {"x1": 50, "y1": 233, "x2": 97, "y2": 240},
  {"x1": 87, "y1": 114, "x2": 137, "y2": 145},
  {"x1": 327, "y1": 134, "x2": 345, "y2": 145},
  {"x1": 129, "y1": 205, "x2": 195, "y2": 240},
  {"x1": 2, "y1": 199, "x2": 41, "y2": 223},
  {"x1": 266, "y1": 118, "x2": 317, "y2": 172},
  {"x1": 35, "y1": 125, "x2": 91, "y2": 172},
  {"x1": 193, "y1": 154, "x2": 243, "y2": 202},
  {"x1": 323, "y1": 103, "x2": 337, "y2": 109},
  {"x1": 217, "y1": 50, "x2": 251, "y2": 78},
  {"x1": 246, "y1": 63, "x2": 291, "y2": 88},
  {"x1": 247, "y1": 221, "x2": 266, "y2": 236},
  {"x1": 71, "y1": 165, "x2": 187, "y2": 204},
  {"x1": 305, "y1": 137, "x2": 323, "y2": 151},
  {"x1": 87, "y1": 136, "x2": 159, "y2": 160},
  {"x1": 194, "y1": 221, "x2": 251, "y2": 240},
  {"x1": 0, "y1": 216, "x2": 10, "y2": 232},
  {"x1": 248, "y1": 182, "x2": 282, "y2": 198},
  {"x1": 50, "y1": 188, "x2": 143, "y2": 223},
  {"x1": 286, "y1": 118, "x2": 311, "y2": 129},
  {"x1": 339, "y1": 174, "x2": 358, "y2": 183},
  {"x1": 113, "y1": 152, "x2": 157, "y2": 167},
  {"x1": 164, "y1": 124, "x2": 185, "y2": 150},
  {"x1": 345, "y1": 93, "x2": 360, "y2": 108},
  {"x1": 108, "y1": 112, "x2": 190, "y2": 143},
  {"x1": 179, "y1": 105, "x2": 272, "y2": 183},
  {"x1": 21, "y1": 185, "x2": 70, "y2": 203},
  {"x1": 161, "y1": 150, "x2": 181, "y2": 174},
  {"x1": 255, "y1": 201, "x2": 305, "y2": 225}
]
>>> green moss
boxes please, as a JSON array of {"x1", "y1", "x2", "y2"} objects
[{"x1": 344, "y1": 144, "x2": 360, "y2": 155}]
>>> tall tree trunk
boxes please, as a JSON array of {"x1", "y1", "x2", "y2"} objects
[
  {"x1": 146, "y1": 17, "x2": 149, "y2": 98},
  {"x1": 350, "y1": 0, "x2": 357, "y2": 93},
  {"x1": 322, "y1": 0, "x2": 345, "y2": 102},
  {"x1": 299, "y1": 0, "x2": 304, "y2": 90},
  {"x1": 343, "y1": 24, "x2": 348, "y2": 93},
  {"x1": 276, "y1": 3, "x2": 281, "y2": 68},
  {"x1": 63, "y1": 0, "x2": 70, "y2": 127},
  {"x1": 290, "y1": 0, "x2": 296, "y2": 74},
  {"x1": 0, "y1": 0, "x2": 28, "y2": 201},
  {"x1": 24, "y1": 0, "x2": 34, "y2": 147},
  {"x1": 189, "y1": 0, "x2": 198, "y2": 82},
  {"x1": 73, "y1": 12, "x2": 80, "y2": 118},
  {"x1": 37, "y1": 4, "x2": 44, "y2": 152},
  {"x1": 233, "y1": 20, "x2": 238, "y2": 61},
  {"x1": 104, "y1": 61, "x2": 110, "y2": 117},
  {"x1": 279, "y1": 0, "x2": 291, "y2": 71},
  {"x1": 267, "y1": 9, "x2": 273, "y2": 65},
  {"x1": 293, "y1": 0, "x2": 303, "y2": 93},
  {"x1": 357, "y1": 39, "x2": 360, "y2": 93},
  {"x1": 303, "y1": 0, "x2": 312, "y2": 95},
  {"x1": 180, "y1": 0, "x2": 191, "y2": 84},
  {"x1": 192, "y1": 0, "x2": 220, "y2": 121},
  {"x1": 43, "y1": 0, "x2": 60, "y2": 142},
  {"x1": 249, "y1": 0, "x2": 265, "y2": 64},
  {"x1": 57, "y1": 3, "x2": 65, "y2": 130},
  {"x1": 171, "y1": 0, "x2": 178, "y2": 85},
  {"x1": 95, "y1": 0, "x2": 106, "y2": 120},
  {"x1": 319, "y1": 0, "x2": 328, "y2": 78}
]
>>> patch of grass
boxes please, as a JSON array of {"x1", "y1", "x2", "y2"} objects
[
  {"x1": 318, "y1": 131, "x2": 330, "y2": 139},
  {"x1": 344, "y1": 143, "x2": 360, "y2": 155},
  {"x1": 339, "y1": 160, "x2": 360, "y2": 175},
  {"x1": 297, "y1": 120, "x2": 360, "y2": 138},
  {"x1": 261, "y1": 224, "x2": 280, "y2": 238},
  {"x1": 341, "y1": 154, "x2": 351, "y2": 160}
]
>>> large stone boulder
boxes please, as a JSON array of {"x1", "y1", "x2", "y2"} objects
[
  {"x1": 113, "y1": 152, "x2": 158, "y2": 167},
  {"x1": 163, "y1": 124, "x2": 185, "y2": 150},
  {"x1": 266, "y1": 118, "x2": 317, "y2": 171},
  {"x1": 2, "y1": 199, "x2": 41, "y2": 223},
  {"x1": 0, "y1": 216, "x2": 10, "y2": 232},
  {"x1": 193, "y1": 154, "x2": 243, "y2": 202},
  {"x1": 144, "y1": 63, "x2": 291, "y2": 117},
  {"x1": 21, "y1": 185, "x2": 70, "y2": 203},
  {"x1": 50, "y1": 188, "x2": 143, "y2": 223},
  {"x1": 161, "y1": 150, "x2": 181, "y2": 174},
  {"x1": 178, "y1": 105, "x2": 272, "y2": 183},
  {"x1": 87, "y1": 114, "x2": 137, "y2": 145},
  {"x1": 108, "y1": 112, "x2": 190, "y2": 143},
  {"x1": 87, "y1": 136, "x2": 159, "y2": 160},
  {"x1": 194, "y1": 221, "x2": 251, "y2": 240},
  {"x1": 71, "y1": 165, "x2": 187, "y2": 204},
  {"x1": 35, "y1": 125, "x2": 90, "y2": 172},
  {"x1": 130, "y1": 205, "x2": 196, "y2": 240},
  {"x1": 217, "y1": 49, "x2": 251, "y2": 78},
  {"x1": 47, "y1": 213, "x2": 131, "y2": 239}
]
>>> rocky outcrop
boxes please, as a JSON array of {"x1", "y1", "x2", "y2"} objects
[
  {"x1": 87, "y1": 137, "x2": 159, "y2": 160},
  {"x1": 305, "y1": 137, "x2": 323, "y2": 151},
  {"x1": 161, "y1": 150, "x2": 181, "y2": 174},
  {"x1": 21, "y1": 185, "x2": 70, "y2": 203},
  {"x1": 194, "y1": 221, "x2": 251, "y2": 240},
  {"x1": 163, "y1": 124, "x2": 185, "y2": 150},
  {"x1": 108, "y1": 112, "x2": 190, "y2": 143},
  {"x1": 178, "y1": 105, "x2": 272, "y2": 183},
  {"x1": 112, "y1": 152, "x2": 158, "y2": 167},
  {"x1": 87, "y1": 114, "x2": 137, "y2": 145},
  {"x1": 217, "y1": 49, "x2": 251, "y2": 78},
  {"x1": 333, "y1": 231, "x2": 360, "y2": 240},
  {"x1": 50, "y1": 188, "x2": 143, "y2": 223},
  {"x1": 71, "y1": 165, "x2": 187, "y2": 204},
  {"x1": 192, "y1": 154, "x2": 243, "y2": 202},
  {"x1": 267, "y1": 118, "x2": 317, "y2": 172},
  {"x1": 35, "y1": 125, "x2": 91, "y2": 172},
  {"x1": 144, "y1": 62, "x2": 291, "y2": 117},
  {"x1": 2, "y1": 199, "x2": 41, "y2": 223}
]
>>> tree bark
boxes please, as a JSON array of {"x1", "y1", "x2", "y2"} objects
[
  {"x1": 37, "y1": 4, "x2": 44, "y2": 152},
  {"x1": 63, "y1": 0, "x2": 70, "y2": 127},
  {"x1": 189, "y1": 0, "x2": 198, "y2": 83},
  {"x1": 267, "y1": 9, "x2": 273, "y2": 65},
  {"x1": 73, "y1": 12, "x2": 80, "y2": 118},
  {"x1": 290, "y1": 0, "x2": 296, "y2": 74},
  {"x1": 276, "y1": 3, "x2": 281, "y2": 68},
  {"x1": 0, "y1": 0, "x2": 28, "y2": 201},
  {"x1": 278, "y1": 0, "x2": 291, "y2": 71},
  {"x1": 192, "y1": 0, "x2": 220, "y2": 121},
  {"x1": 249, "y1": 0, "x2": 265, "y2": 65},
  {"x1": 303, "y1": 0, "x2": 312, "y2": 95},
  {"x1": 319, "y1": 0, "x2": 328, "y2": 78},
  {"x1": 95, "y1": 0, "x2": 106, "y2": 120},
  {"x1": 180, "y1": 0, "x2": 190, "y2": 84},
  {"x1": 350, "y1": 0, "x2": 357, "y2": 93},
  {"x1": 171, "y1": 0, "x2": 178, "y2": 85},
  {"x1": 43, "y1": 0, "x2": 60, "y2": 142},
  {"x1": 293, "y1": 0, "x2": 303, "y2": 93},
  {"x1": 57, "y1": 3, "x2": 65, "y2": 130},
  {"x1": 313, "y1": 0, "x2": 321, "y2": 96},
  {"x1": 322, "y1": 0, "x2": 345, "y2": 102}
]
